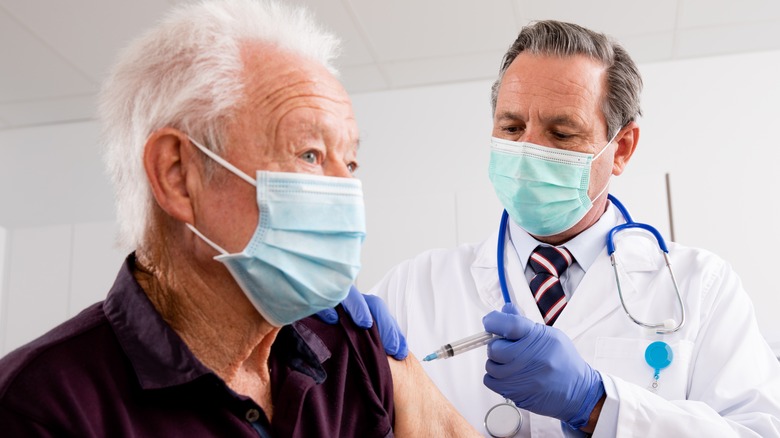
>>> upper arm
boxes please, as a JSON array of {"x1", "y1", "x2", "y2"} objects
[{"x1": 387, "y1": 352, "x2": 480, "y2": 437}]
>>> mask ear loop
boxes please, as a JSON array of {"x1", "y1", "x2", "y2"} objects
[
  {"x1": 188, "y1": 137, "x2": 257, "y2": 187},
  {"x1": 589, "y1": 128, "x2": 623, "y2": 202},
  {"x1": 592, "y1": 128, "x2": 622, "y2": 161},
  {"x1": 186, "y1": 223, "x2": 229, "y2": 256},
  {"x1": 185, "y1": 137, "x2": 254, "y2": 257}
]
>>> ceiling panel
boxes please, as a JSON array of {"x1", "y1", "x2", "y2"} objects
[
  {"x1": 679, "y1": 0, "x2": 780, "y2": 28},
  {"x1": 0, "y1": 0, "x2": 175, "y2": 82},
  {"x1": 3, "y1": 0, "x2": 780, "y2": 133},
  {"x1": 0, "y1": 95, "x2": 95, "y2": 128},
  {"x1": 619, "y1": 32, "x2": 676, "y2": 63},
  {"x1": 513, "y1": 0, "x2": 678, "y2": 37},
  {"x1": 345, "y1": 0, "x2": 518, "y2": 62},
  {"x1": 676, "y1": 21, "x2": 780, "y2": 59},
  {"x1": 289, "y1": 0, "x2": 376, "y2": 67},
  {"x1": 382, "y1": 51, "x2": 504, "y2": 89},
  {"x1": 339, "y1": 64, "x2": 390, "y2": 94},
  {"x1": 0, "y1": 8, "x2": 95, "y2": 102}
]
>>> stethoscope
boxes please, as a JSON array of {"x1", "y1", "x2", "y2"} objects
[{"x1": 485, "y1": 194, "x2": 686, "y2": 437}]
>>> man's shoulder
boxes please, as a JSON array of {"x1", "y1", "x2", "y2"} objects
[
  {"x1": 272, "y1": 309, "x2": 394, "y2": 436},
  {"x1": 396, "y1": 234, "x2": 495, "y2": 271},
  {"x1": 0, "y1": 302, "x2": 112, "y2": 398},
  {"x1": 294, "y1": 306, "x2": 386, "y2": 363},
  {"x1": 667, "y1": 241, "x2": 729, "y2": 272}
]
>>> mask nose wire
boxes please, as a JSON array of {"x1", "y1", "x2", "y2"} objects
[{"x1": 188, "y1": 137, "x2": 257, "y2": 187}]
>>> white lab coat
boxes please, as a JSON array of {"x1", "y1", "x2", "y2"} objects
[{"x1": 371, "y1": 214, "x2": 780, "y2": 437}]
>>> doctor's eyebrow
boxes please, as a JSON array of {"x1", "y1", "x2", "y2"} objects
[
  {"x1": 544, "y1": 115, "x2": 587, "y2": 131},
  {"x1": 494, "y1": 111, "x2": 526, "y2": 123}
]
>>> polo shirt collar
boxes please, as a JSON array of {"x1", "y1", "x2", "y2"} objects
[{"x1": 103, "y1": 254, "x2": 330, "y2": 390}]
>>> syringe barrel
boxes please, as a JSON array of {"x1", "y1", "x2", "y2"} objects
[{"x1": 445, "y1": 331, "x2": 498, "y2": 357}]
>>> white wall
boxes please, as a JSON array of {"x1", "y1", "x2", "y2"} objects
[
  {"x1": 0, "y1": 222, "x2": 126, "y2": 356},
  {"x1": 0, "y1": 225, "x2": 6, "y2": 353},
  {"x1": 1, "y1": 49, "x2": 779, "y2": 354}
]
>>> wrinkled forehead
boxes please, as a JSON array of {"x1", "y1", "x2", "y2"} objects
[
  {"x1": 496, "y1": 53, "x2": 608, "y2": 120},
  {"x1": 226, "y1": 42, "x2": 357, "y2": 145}
]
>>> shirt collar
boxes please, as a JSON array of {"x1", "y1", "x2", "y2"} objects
[
  {"x1": 510, "y1": 200, "x2": 624, "y2": 271},
  {"x1": 104, "y1": 253, "x2": 330, "y2": 390}
]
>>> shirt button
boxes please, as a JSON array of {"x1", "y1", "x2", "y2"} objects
[{"x1": 245, "y1": 408, "x2": 260, "y2": 422}]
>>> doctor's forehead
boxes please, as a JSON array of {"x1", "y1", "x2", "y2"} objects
[{"x1": 495, "y1": 54, "x2": 606, "y2": 110}]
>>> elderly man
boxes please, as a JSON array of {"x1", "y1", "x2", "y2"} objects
[
  {"x1": 372, "y1": 20, "x2": 780, "y2": 437},
  {"x1": 0, "y1": 0, "x2": 477, "y2": 436}
]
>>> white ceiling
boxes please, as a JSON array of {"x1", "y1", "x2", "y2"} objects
[{"x1": 3, "y1": 0, "x2": 780, "y2": 131}]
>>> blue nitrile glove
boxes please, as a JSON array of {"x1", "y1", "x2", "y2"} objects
[
  {"x1": 483, "y1": 303, "x2": 605, "y2": 430},
  {"x1": 315, "y1": 285, "x2": 408, "y2": 360},
  {"x1": 316, "y1": 285, "x2": 373, "y2": 327}
]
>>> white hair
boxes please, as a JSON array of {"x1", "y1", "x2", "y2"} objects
[{"x1": 99, "y1": 0, "x2": 341, "y2": 251}]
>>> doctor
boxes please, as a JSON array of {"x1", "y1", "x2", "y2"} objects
[{"x1": 371, "y1": 20, "x2": 780, "y2": 437}]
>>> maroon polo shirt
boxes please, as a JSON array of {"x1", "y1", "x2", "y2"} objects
[{"x1": 0, "y1": 254, "x2": 395, "y2": 437}]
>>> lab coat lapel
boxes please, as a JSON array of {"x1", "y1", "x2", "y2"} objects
[
  {"x1": 555, "y1": 236, "x2": 661, "y2": 341},
  {"x1": 470, "y1": 231, "x2": 507, "y2": 312},
  {"x1": 554, "y1": 250, "x2": 625, "y2": 340},
  {"x1": 470, "y1": 231, "x2": 545, "y2": 324}
]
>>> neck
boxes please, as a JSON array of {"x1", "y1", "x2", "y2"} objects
[{"x1": 134, "y1": 234, "x2": 279, "y2": 415}]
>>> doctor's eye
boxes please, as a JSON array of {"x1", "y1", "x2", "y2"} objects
[
  {"x1": 551, "y1": 131, "x2": 573, "y2": 140},
  {"x1": 346, "y1": 162, "x2": 358, "y2": 173},
  {"x1": 501, "y1": 125, "x2": 523, "y2": 135}
]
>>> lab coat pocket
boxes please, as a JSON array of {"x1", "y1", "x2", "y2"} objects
[{"x1": 593, "y1": 337, "x2": 694, "y2": 400}]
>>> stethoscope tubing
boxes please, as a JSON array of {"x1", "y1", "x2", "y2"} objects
[{"x1": 495, "y1": 194, "x2": 686, "y2": 334}]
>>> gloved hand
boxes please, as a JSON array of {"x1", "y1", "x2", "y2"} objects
[
  {"x1": 316, "y1": 285, "x2": 408, "y2": 360},
  {"x1": 483, "y1": 303, "x2": 605, "y2": 430}
]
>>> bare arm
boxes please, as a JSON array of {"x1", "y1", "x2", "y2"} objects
[{"x1": 388, "y1": 352, "x2": 480, "y2": 437}]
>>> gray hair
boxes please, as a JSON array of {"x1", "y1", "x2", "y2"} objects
[
  {"x1": 490, "y1": 20, "x2": 642, "y2": 138},
  {"x1": 99, "y1": 0, "x2": 341, "y2": 251}
]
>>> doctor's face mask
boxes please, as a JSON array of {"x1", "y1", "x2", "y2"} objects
[
  {"x1": 488, "y1": 132, "x2": 617, "y2": 237},
  {"x1": 186, "y1": 137, "x2": 366, "y2": 326}
]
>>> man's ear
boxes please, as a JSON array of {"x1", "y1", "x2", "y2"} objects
[
  {"x1": 611, "y1": 121, "x2": 639, "y2": 176},
  {"x1": 143, "y1": 128, "x2": 199, "y2": 225}
]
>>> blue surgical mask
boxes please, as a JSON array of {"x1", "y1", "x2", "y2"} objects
[
  {"x1": 488, "y1": 133, "x2": 616, "y2": 237},
  {"x1": 186, "y1": 138, "x2": 366, "y2": 326}
]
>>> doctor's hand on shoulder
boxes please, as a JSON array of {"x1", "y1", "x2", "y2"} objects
[
  {"x1": 483, "y1": 304, "x2": 606, "y2": 432},
  {"x1": 316, "y1": 285, "x2": 408, "y2": 360}
]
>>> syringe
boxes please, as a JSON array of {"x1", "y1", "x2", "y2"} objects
[{"x1": 422, "y1": 331, "x2": 501, "y2": 361}]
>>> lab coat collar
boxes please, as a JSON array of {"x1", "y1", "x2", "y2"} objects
[{"x1": 470, "y1": 200, "x2": 665, "y2": 329}]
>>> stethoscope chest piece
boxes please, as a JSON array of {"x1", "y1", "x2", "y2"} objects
[{"x1": 485, "y1": 398, "x2": 523, "y2": 437}]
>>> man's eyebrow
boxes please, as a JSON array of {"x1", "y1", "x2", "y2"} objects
[
  {"x1": 546, "y1": 115, "x2": 583, "y2": 129},
  {"x1": 494, "y1": 111, "x2": 525, "y2": 122}
]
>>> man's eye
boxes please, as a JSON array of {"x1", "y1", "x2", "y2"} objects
[
  {"x1": 347, "y1": 162, "x2": 357, "y2": 173},
  {"x1": 300, "y1": 151, "x2": 318, "y2": 163},
  {"x1": 552, "y1": 132, "x2": 572, "y2": 140}
]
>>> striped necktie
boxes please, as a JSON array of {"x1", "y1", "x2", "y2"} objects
[{"x1": 529, "y1": 245, "x2": 574, "y2": 325}]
